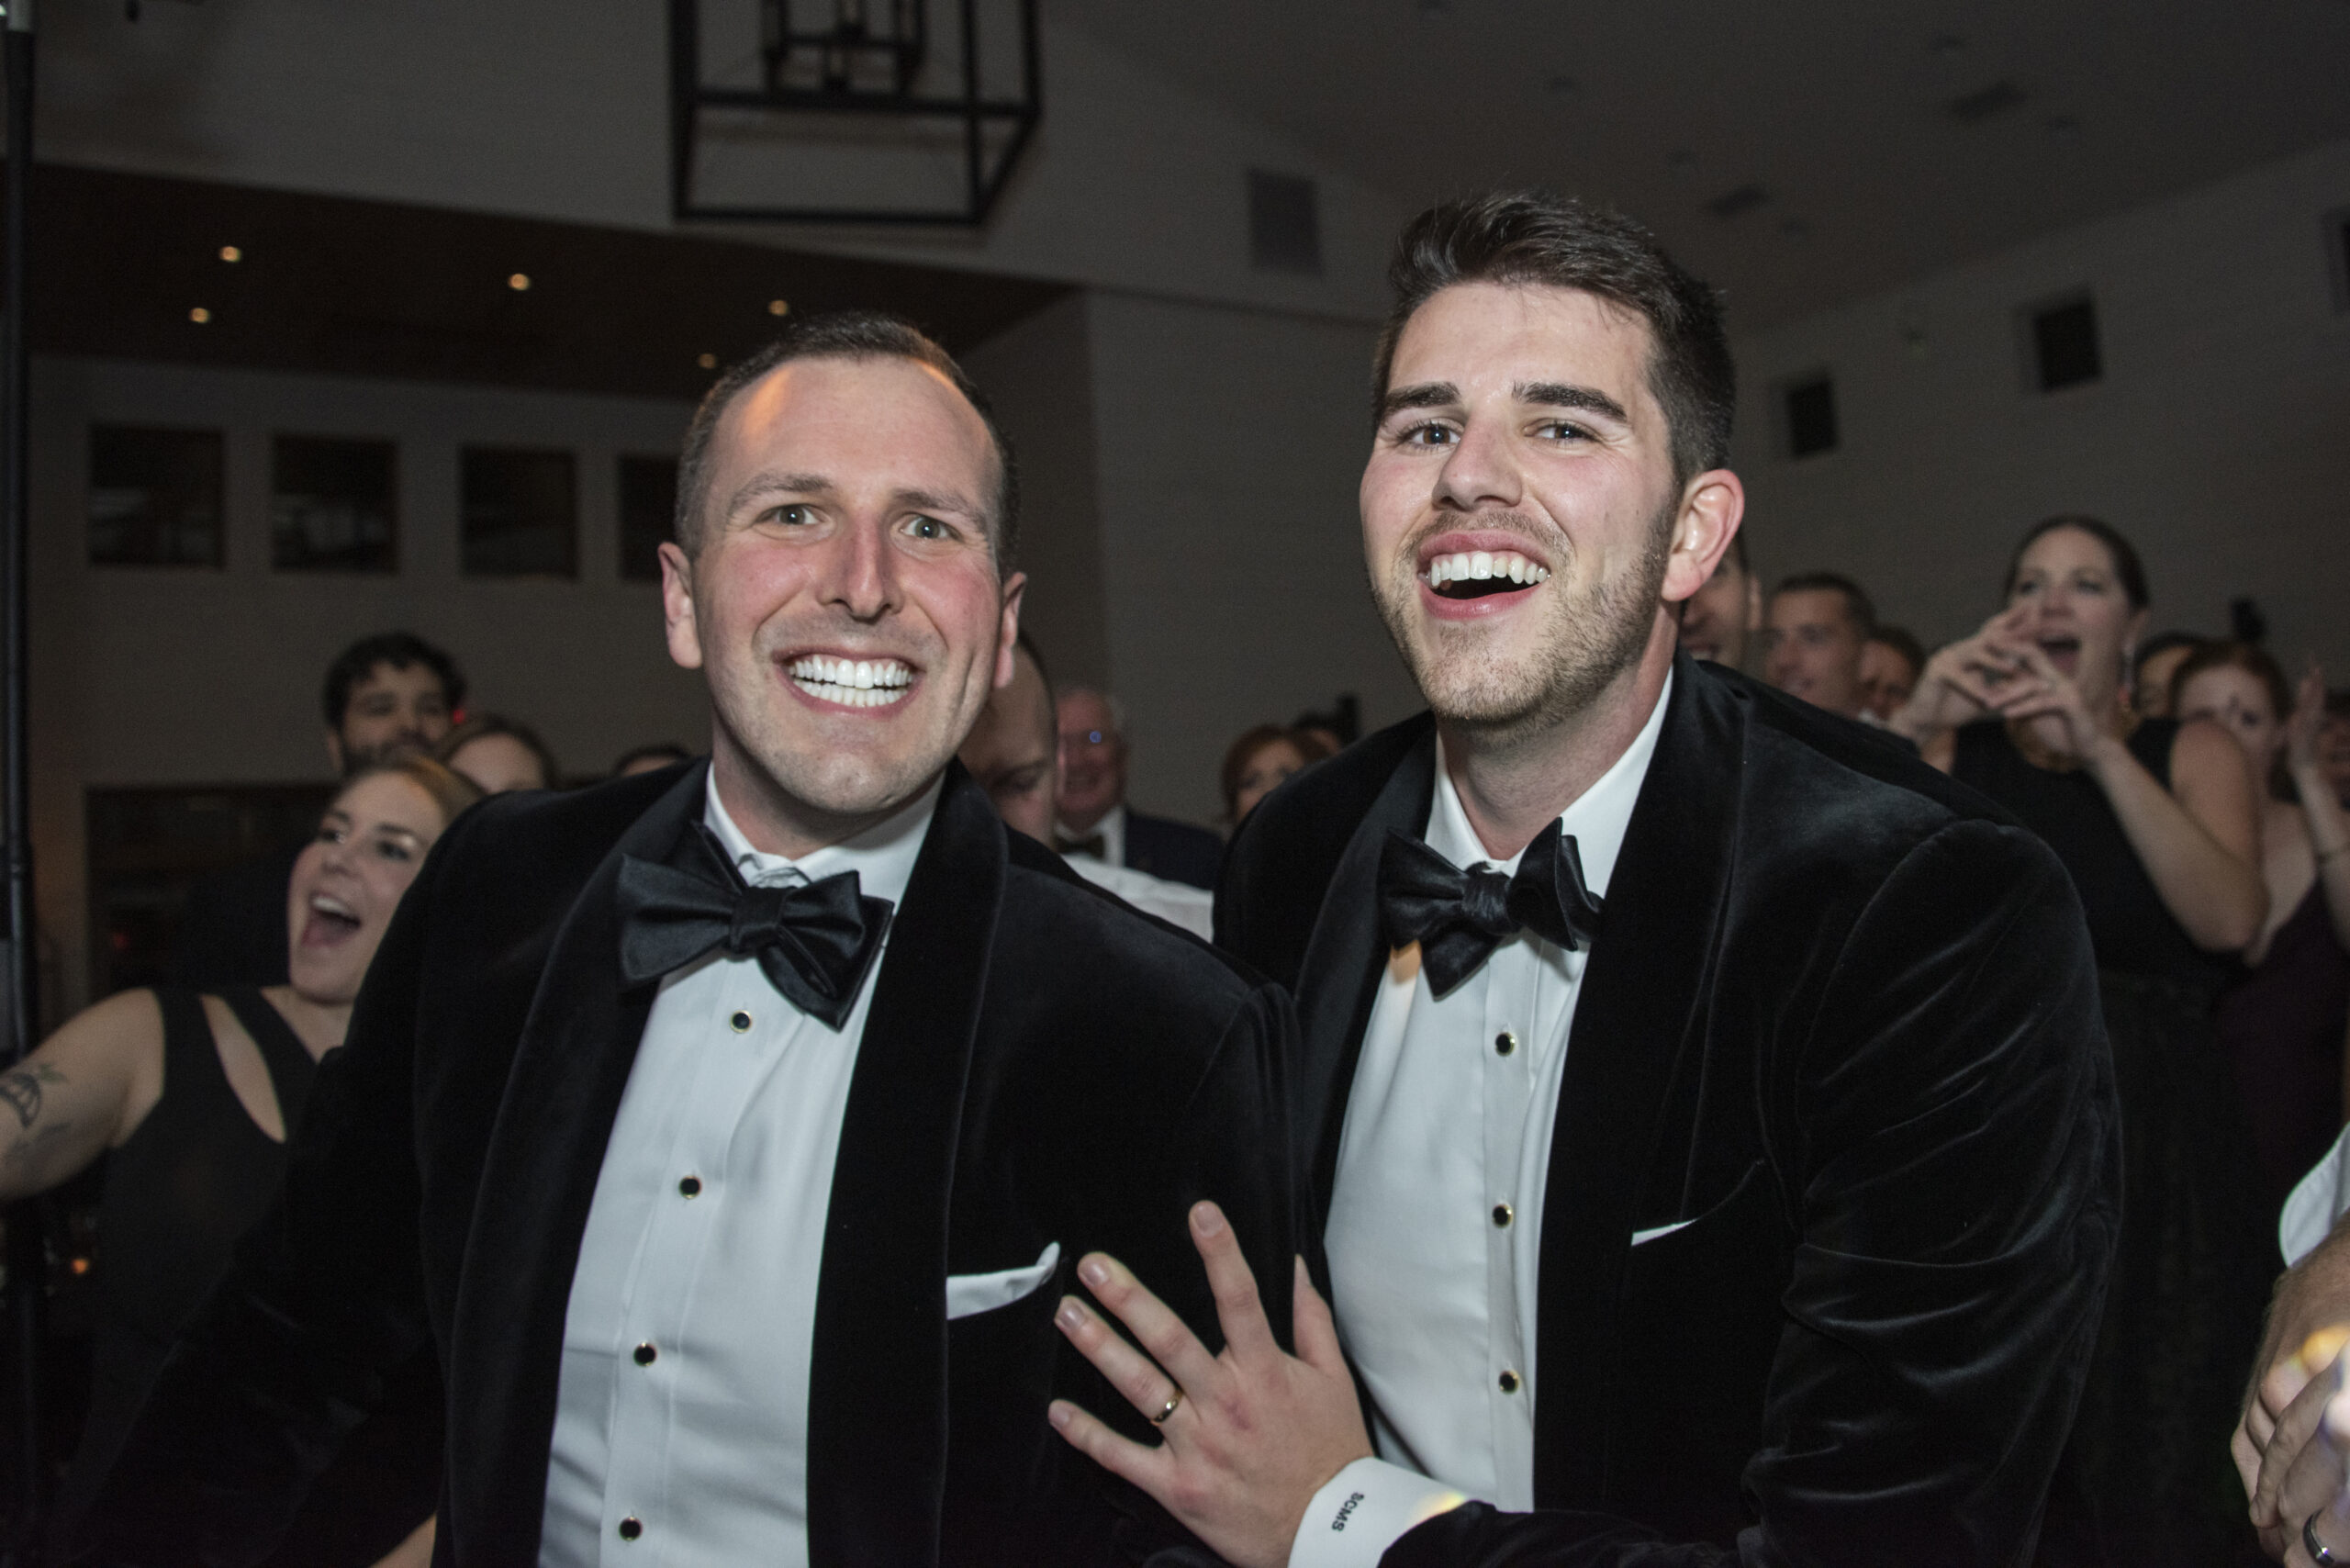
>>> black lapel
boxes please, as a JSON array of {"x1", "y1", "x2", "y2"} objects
[
  {"x1": 1291, "y1": 728, "x2": 1438, "y2": 1221},
  {"x1": 806, "y1": 764, "x2": 1003, "y2": 1568},
  {"x1": 444, "y1": 760, "x2": 709, "y2": 1562},
  {"x1": 1531, "y1": 655, "x2": 1745, "y2": 1504}
]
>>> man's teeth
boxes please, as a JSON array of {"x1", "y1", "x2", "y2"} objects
[
  {"x1": 788, "y1": 655, "x2": 913, "y2": 708},
  {"x1": 1426, "y1": 551, "x2": 1551, "y2": 588}
]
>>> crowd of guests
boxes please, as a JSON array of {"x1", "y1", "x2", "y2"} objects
[{"x1": 12, "y1": 184, "x2": 2348, "y2": 1568}]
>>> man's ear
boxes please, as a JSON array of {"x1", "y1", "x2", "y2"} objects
[
  {"x1": 324, "y1": 730, "x2": 346, "y2": 775},
  {"x1": 1662, "y1": 469, "x2": 1745, "y2": 607},
  {"x1": 995, "y1": 572, "x2": 1028, "y2": 691},
  {"x1": 660, "y1": 542, "x2": 704, "y2": 672}
]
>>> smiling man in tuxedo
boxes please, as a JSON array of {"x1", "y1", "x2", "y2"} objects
[
  {"x1": 77, "y1": 312, "x2": 1297, "y2": 1567},
  {"x1": 1046, "y1": 192, "x2": 2121, "y2": 1565}
]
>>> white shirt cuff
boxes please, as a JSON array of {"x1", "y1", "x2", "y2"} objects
[{"x1": 1287, "y1": 1457, "x2": 1468, "y2": 1568}]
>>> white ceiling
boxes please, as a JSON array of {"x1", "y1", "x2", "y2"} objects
[{"x1": 1055, "y1": 0, "x2": 2350, "y2": 330}]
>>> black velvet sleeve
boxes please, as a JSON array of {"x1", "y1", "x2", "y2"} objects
[
  {"x1": 1383, "y1": 821, "x2": 2121, "y2": 1567},
  {"x1": 66, "y1": 819, "x2": 457, "y2": 1566},
  {"x1": 1090, "y1": 980, "x2": 1306, "y2": 1564}
]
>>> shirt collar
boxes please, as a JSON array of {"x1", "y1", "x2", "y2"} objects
[
  {"x1": 1424, "y1": 666, "x2": 1673, "y2": 900},
  {"x1": 1056, "y1": 801, "x2": 1125, "y2": 861},
  {"x1": 701, "y1": 771, "x2": 940, "y2": 907}
]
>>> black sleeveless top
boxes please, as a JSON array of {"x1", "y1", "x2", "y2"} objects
[
  {"x1": 1951, "y1": 717, "x2": 2225, "y2": 994},
  {"x1": 58, "y1": 987, "x2": 317, "y2": 1526}
]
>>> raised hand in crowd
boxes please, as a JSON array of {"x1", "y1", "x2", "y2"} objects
[{"x1": 1889, "y1": 602, "x2": 2037, "y2": 743}]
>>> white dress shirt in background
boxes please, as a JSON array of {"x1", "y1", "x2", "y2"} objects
[
  {"x1": 1292, "y1": 674, "x2": 1671, "y2": 1568},
  {"x1": 1058, "y1": 801, "x2": 1127, "y2": 868},
  {"x1": 1071, "y1": 855, "x2": 1215, "y2": 940},
  {"x1": 540, "y1": 778, "x2": 936, "y2": 1568}
]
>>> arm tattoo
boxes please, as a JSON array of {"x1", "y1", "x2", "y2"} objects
[{"x1": 0, "y1": 1064, "x2": 64, "y2": 1130}]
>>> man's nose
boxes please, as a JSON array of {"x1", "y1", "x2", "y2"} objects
[
  {"x1": 821, "y1": 519, "x2": 901, "y2": 621},
  {"x1": 1432, "y1": 420, "x2": 1523, "y2": 512}
]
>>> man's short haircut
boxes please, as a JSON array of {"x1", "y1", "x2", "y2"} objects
[
  {"x1": 321, "y1": 632, "x2": 465, "y2": 730},
  {"x1": 672, "y1": 309, "x2": 1020, "y2": 573},
  {"x1": 1772, "y1": 571, "x2": 1877, "y2": 640},
  {"x1": 1868, "y1": 624, "x2": 1926, "y2": 675},
  {"x1": 437, "y1": 712, "x2": 561, "y2": 790},
  {"x1": 2003, "y1": 514, "x2": 2149, "y2": 611},
  {"x1": 1375, "y1": 190, "x2": 1737, "y2": 489}
]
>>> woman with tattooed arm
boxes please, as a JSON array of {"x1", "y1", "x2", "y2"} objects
[{"x1": 2, "y1": 756, "x2": 477, "y2": 1566}]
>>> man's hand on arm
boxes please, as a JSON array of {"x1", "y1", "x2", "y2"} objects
[
  {"x1": 2238, "y1": 1210, "x2": 2350, "y2": 1558},
  {"x1": 1046, "y1": 1200, "x2": 1395, "y2": 1568}
]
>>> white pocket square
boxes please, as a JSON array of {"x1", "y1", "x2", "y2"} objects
[
  {"x1": 946, "y1": 1241, "x2": 1062, "y2": 1321},
  {"x1": 1629, "y1": 1218, "x2": 1696, "y2": 1247}
]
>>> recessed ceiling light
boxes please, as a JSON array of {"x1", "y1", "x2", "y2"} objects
[
  {"x1": 188, "y1": 307, "x2": 212, "y2": 323},
  {"x1": 767, "y1": 298, "x2": 789, "y2": 316},
  {"x1": 1668, "y1": 147, "x2": 1696, "y2": 172},
  {"x1": 1545, "y1": 75, "x2": 1577, "y2": 96},
  {"x1": 1928, "y1": 34, "x2": 1966, "y2": 59},
  {"x1": 508, "y1": 273, "x2": 532, "y2": 291},
  {"x1": 697, "y1": 352, "x2": 718, "y2": 370},
  {"x1": 2045, "y1": 115, "x2": 2083, "y2": 144},
  {"x1": 218, "y1": 245, "x2": 242, "y2": 263},
  {"x1": 1780, "y1": 217, "x2": 1811, "y2": 239}
]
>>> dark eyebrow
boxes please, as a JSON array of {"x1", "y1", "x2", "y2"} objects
[
  {"x1": 894, "y1": 486, "x2": 983, "y2": 521},
  {"x1": 1514, "y1": 382, "x2": 1630, "y2": 423},
  {"x1": 722, "y1": 470, "x2": 834, "y2": 516},
  {"x1": 1378, "y1": 382, "x2": 1460, "y2": 420}
]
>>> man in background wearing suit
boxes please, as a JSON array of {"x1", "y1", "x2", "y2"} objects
[
  {"x1": 77, "y1": 311, "x2": 1297, "y2": 1567},
  {"x1": 1046, "y1": 191, "x2": 2120, "y2": 1565},
  {"x1": 1056, "y1": 686, "x2": 1225, "y2": 890}
]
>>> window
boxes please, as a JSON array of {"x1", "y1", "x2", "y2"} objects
[
  {"x1": 619, "y1": 455, "x2": 679, "y2": 583},
  {"x1": 272, "y1": 435, "x2": 397, "y2": 572},
  {"x1": 461, "y1": 446, "x2": 577, "y2": 577},
  {"x1": 2027, "y1": 294, "x2": 2101, "y2": 392},
  {"x1": 88, "y1": 425, "x2": 223, "y2": 567},
  {"x1": 1248, "y1": 171, "x2": 1322, "y2": 274},
  {"x1": 1782, "y1": 375, "x2": 1839, "y2": 459}
]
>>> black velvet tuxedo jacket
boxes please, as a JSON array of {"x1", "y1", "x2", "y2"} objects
[
  {"x1": 80, "y1": 761, "x2": 1299, "y2": 1568},
  {"x1": 1217, "y1": 655, "x2": 2121, "y2": 1567}
]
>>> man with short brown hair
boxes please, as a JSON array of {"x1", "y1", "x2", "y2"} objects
[{"x1": 1048, "y1": 191, "x2": 2117, "y2": 1568}]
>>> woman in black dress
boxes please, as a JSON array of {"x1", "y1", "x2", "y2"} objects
[
  {"x1": 1894, "y1": 515, "x2": 2271, "y2": 1566},
  {"x1": 2, "y1": 756, "x2": 478, "y2": 1566},
  {"x1": 2173, "y1": 644, "x2": 2350, "y2": 1213}
]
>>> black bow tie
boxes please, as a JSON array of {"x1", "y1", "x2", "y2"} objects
[
  {"x1": 1377, "y1": 820, "x2": 1603, "y2": 999},
  {"x1": 1056, "y1": 831, "x2": 1107, "y2": 860},
  {"x1": 615, "y1": 824, "x2": 894, "y2": 1030}
]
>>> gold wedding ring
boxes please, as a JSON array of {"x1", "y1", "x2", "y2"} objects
[{"x1": 1151, "y1": 1387, "x2": 1184, "y2": 1425}]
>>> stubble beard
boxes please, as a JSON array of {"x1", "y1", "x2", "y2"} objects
[{"x1": 1373, "y1": 498, "x2": 1675, "y2": 740}]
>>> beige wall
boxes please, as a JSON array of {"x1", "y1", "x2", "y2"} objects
[
  {"x1": 1731, "y1": 137, "x2": 2350, "y2": 671},
  {"x1": 1082, "y1": 292, "x2": 1417, "y2": 828},
  {"x1": 31, "y1": 356, "x2": 708, "y2": 1012}
]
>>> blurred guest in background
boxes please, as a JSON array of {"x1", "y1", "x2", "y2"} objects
[
  {"x1": 27, "y1": 756, "x2": 478, "y2": 1566},
  {"x1": 1760, "y1": 570, "x2": 1873, "y2": 718},
  {"x1": 962, "y1": 636, "x2": 1213, "y2": 939},
  {"x1": 1859, "y1": 625, "x2": 1925, "y2": 723},
  {"x1": 1894, "y1": 515, "x2": 2270, "y2": 1565},
  {"x1": 438, "y1": 712, "x2": 558, "y2": 795},
  {"x1": 176, "y1": 632, "x2": 467, "y2": 991},
  {"x1": 610, "y1": 741, "x2": 692, "y2": 778},
  {"x1": 1054, "y1": 686, "x2": 1223, "y2": 889},
  {"x1": 2174, "y1": 644, "x2": 2350, "y2": 1211},
  {"x1": 1677, "y1": 526, "x2": 1761, "y2": 668},
  {"x1": 2322, "y1": 691, "x2": 2350, "y2": 807},
  {"x1": 2132, "y1": 630, "x2": 2204, "y2": 720},
  {"x1": 1218, "y1": 723, "x2": 1336, "y2": 827}
]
